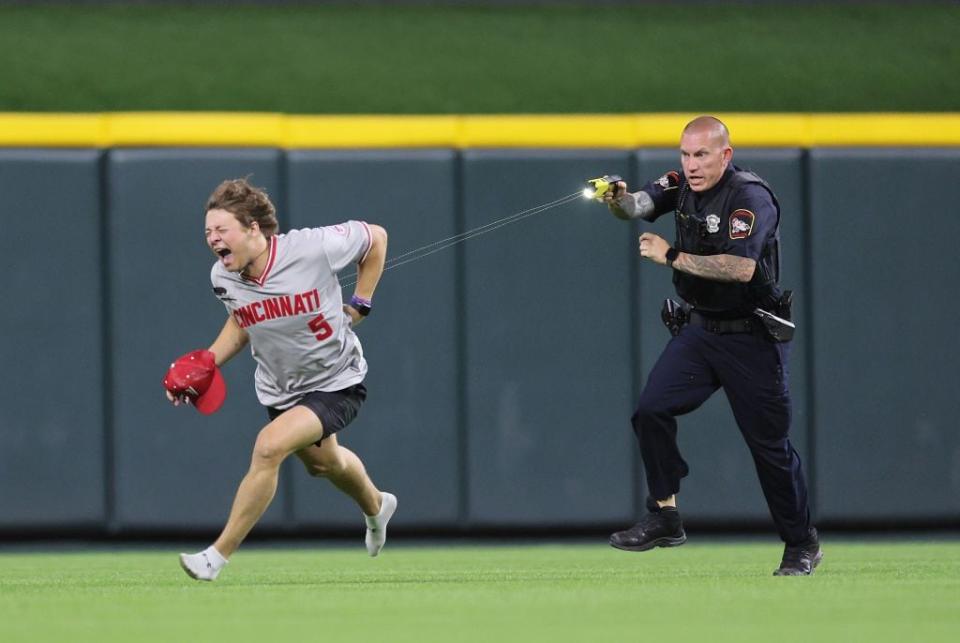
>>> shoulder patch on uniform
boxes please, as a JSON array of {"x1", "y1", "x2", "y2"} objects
[
  {"x1": 655, "y1": 170, "x2": 680, "y2": 190},
  {"x1": 332, "y1": 224, "x2": 348, "y2": 235},
  {"x1": 729, "y1": 209, "x2": 755, "y2": 239}
]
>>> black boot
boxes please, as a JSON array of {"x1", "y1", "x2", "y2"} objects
[
  {"x1": 609, "y1": 505, "x2": 686, "y2": 552},
  {"x1": 773, "y1": 527, "x2": 823, "y2": 576}
]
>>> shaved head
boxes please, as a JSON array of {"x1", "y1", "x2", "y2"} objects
[
  {"x1": 679, "y1": 116, "x2": 733, "y2": 192},
  {"x1": 682, "y1": 116, "x2": 730, "y2": 147}
]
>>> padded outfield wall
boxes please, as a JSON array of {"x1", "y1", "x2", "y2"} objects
[{"x1": 0, "y1": 113, "x2": 957, "y2": 536}]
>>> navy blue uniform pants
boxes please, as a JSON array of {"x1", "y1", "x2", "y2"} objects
[{"x1": 633, "y1": 324, "x2": 811, "y2": 545}]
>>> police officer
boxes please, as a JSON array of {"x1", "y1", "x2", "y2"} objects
[{"x1": 602, "y1": 116, "x2": 821, "y2": 576}]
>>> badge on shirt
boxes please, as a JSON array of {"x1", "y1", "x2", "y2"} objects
[
  {"x1": 729, "y1": 209, "x2": 755, "y2": 239},
  {"x1": 705, "y1": 214, "x2": 721, "y2": 234}
]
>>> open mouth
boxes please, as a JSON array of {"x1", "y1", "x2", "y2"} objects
[{"x1": 214, "y1": 247, "x2": 234, "y2": 264}]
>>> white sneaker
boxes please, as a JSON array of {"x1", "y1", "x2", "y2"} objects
[
  {"x1": 179, "y1": 546, "x2": 227, "y2": 581},
  {"x1": 364, "y1": 492, "x2": 397, "y2": 557}
]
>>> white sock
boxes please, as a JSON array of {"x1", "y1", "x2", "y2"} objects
[
  {"x1": 365, "y1": 493, "x2": 393, "y2": 529},
  {"x1": 179, "y1": 544, "x2": 228, "y2": 581},
  {"x1": 364, "y1": 492, "x2": 397, "y2": 557},
  {"x1": 203, "y1": 545, "x2": 228, "y2": 569}
]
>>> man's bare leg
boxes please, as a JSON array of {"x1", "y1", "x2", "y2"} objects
[
  {"x1": 296, "y1": 435, "x2": 380, "y2": 515},
  {"x1": 179, "y1": 406, "x2": 325, "y2": 580},
  {"x1": 213, "y1": 406, "x2": 324, "y2": 558},
  {"x1": 297, "y1": 435, "x2": 397, "y2": 557}
]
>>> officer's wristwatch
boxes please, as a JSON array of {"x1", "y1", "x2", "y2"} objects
[{"x1": 665, "y1": 247, "x2": 680, "y2": 268}]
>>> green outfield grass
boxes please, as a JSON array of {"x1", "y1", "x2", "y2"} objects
[
  {"x1": 0, "y1": 4, "x2": 957, "y2": 112},
  {"x1": 1, "y1": 541, "x2": 958, "y2": 643}
]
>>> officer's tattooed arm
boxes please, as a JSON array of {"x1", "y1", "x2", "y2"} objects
[
  {"x1": 609, "y1": 189, "x2": 656, "y2": 222},
  {"x1": 674, "y1": 253, "x2": 756, "y2": 283},
  {"x1": 639, "y1": 232, "x2": 756, "y2": 282},
  {"x1": 605, "y1": 179, "x2": 674, "y2": 223}
]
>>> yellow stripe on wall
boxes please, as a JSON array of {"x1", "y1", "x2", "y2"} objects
[
  {"x1": 288, "y1": 115, "x2": 459, "y2": 148},
  {"x1": 460, "y1": 115, "x2": 638, "y2": 148},
  {"x1": 0, "y1": 113, "x2": 108, "y2": 146},
  {"x1": 0, "y1": 113, "x2": 958, "y2": 148},
  {"x1": 108, "y1": 112, "x2": 286, "y2": 147}
]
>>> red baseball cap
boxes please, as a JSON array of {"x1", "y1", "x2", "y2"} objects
[{"x1": 163, "y1": 349, "x2": 226, "y2": 415}]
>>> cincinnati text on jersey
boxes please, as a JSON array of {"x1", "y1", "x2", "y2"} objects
[{"x1": 231, "y1": 288, "x2": 322, "y2": 329}]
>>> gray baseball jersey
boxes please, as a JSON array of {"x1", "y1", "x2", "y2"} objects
[{"x1": 210, "y1": 221, "x2": 373, "y2": 409}]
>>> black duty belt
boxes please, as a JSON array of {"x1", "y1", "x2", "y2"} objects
[{"x1": 689, "y1": 311, "x2": 757, "y2": 334}]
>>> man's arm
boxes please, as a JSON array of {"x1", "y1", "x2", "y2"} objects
[
  {"x1": 208, "y1": 315, "x2": 249, "y2": 366},
  {"x1": 639, "y1": 232, "x2": 756, "y2": 283},
  {"x1": 345, "y1": 224, "x2": 388, "y2": 323},
  {"x1": 603, "y1": 174, "x2": 678, "y2": 223},
  {"x1": 672, "y1": 252, "x2": 756, "y2": 283},
  {"x1": 607, "y1": 185, "x2": 657, "y2": 222}
]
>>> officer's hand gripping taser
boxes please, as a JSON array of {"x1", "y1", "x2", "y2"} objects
[{"x1": 583, "y1": 175, "x2": 623, "y2": 200}]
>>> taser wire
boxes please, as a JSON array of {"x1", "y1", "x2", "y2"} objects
[{"x1": 339, "y1": 190, "x2": 584, "y2": 289}]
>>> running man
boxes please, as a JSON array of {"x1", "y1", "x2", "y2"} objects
[{"x1": 164, "y1": 178, "x2": 396, "y2": 581}]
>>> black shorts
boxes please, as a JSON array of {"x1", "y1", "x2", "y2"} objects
[{"x1": 266, "y1": 383, "x2": 367, "y2": 445}]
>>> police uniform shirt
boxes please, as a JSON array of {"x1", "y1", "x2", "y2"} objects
[
  {"x1": 210, "y1": 221, "x2": 373, "y2": 409},
  {"x1": 639, "y1": 166, "x2": 781, "y2": 314}
]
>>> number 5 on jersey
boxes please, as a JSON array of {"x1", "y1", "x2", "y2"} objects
[{"x1": 308, "y1": 313, "x2": 333, "y2": 341}]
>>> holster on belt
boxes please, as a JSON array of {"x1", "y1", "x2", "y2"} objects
[
  {"x1": 753, "y1": 290, "x2": 795, "y2": 343},
  {"x1": 661, "y1": 298, "x2": 690, "y2": 337}
]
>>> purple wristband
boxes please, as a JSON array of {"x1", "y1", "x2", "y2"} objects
[{"x1": 350, "y1": 295, "x2": 372, "y2": 316}]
